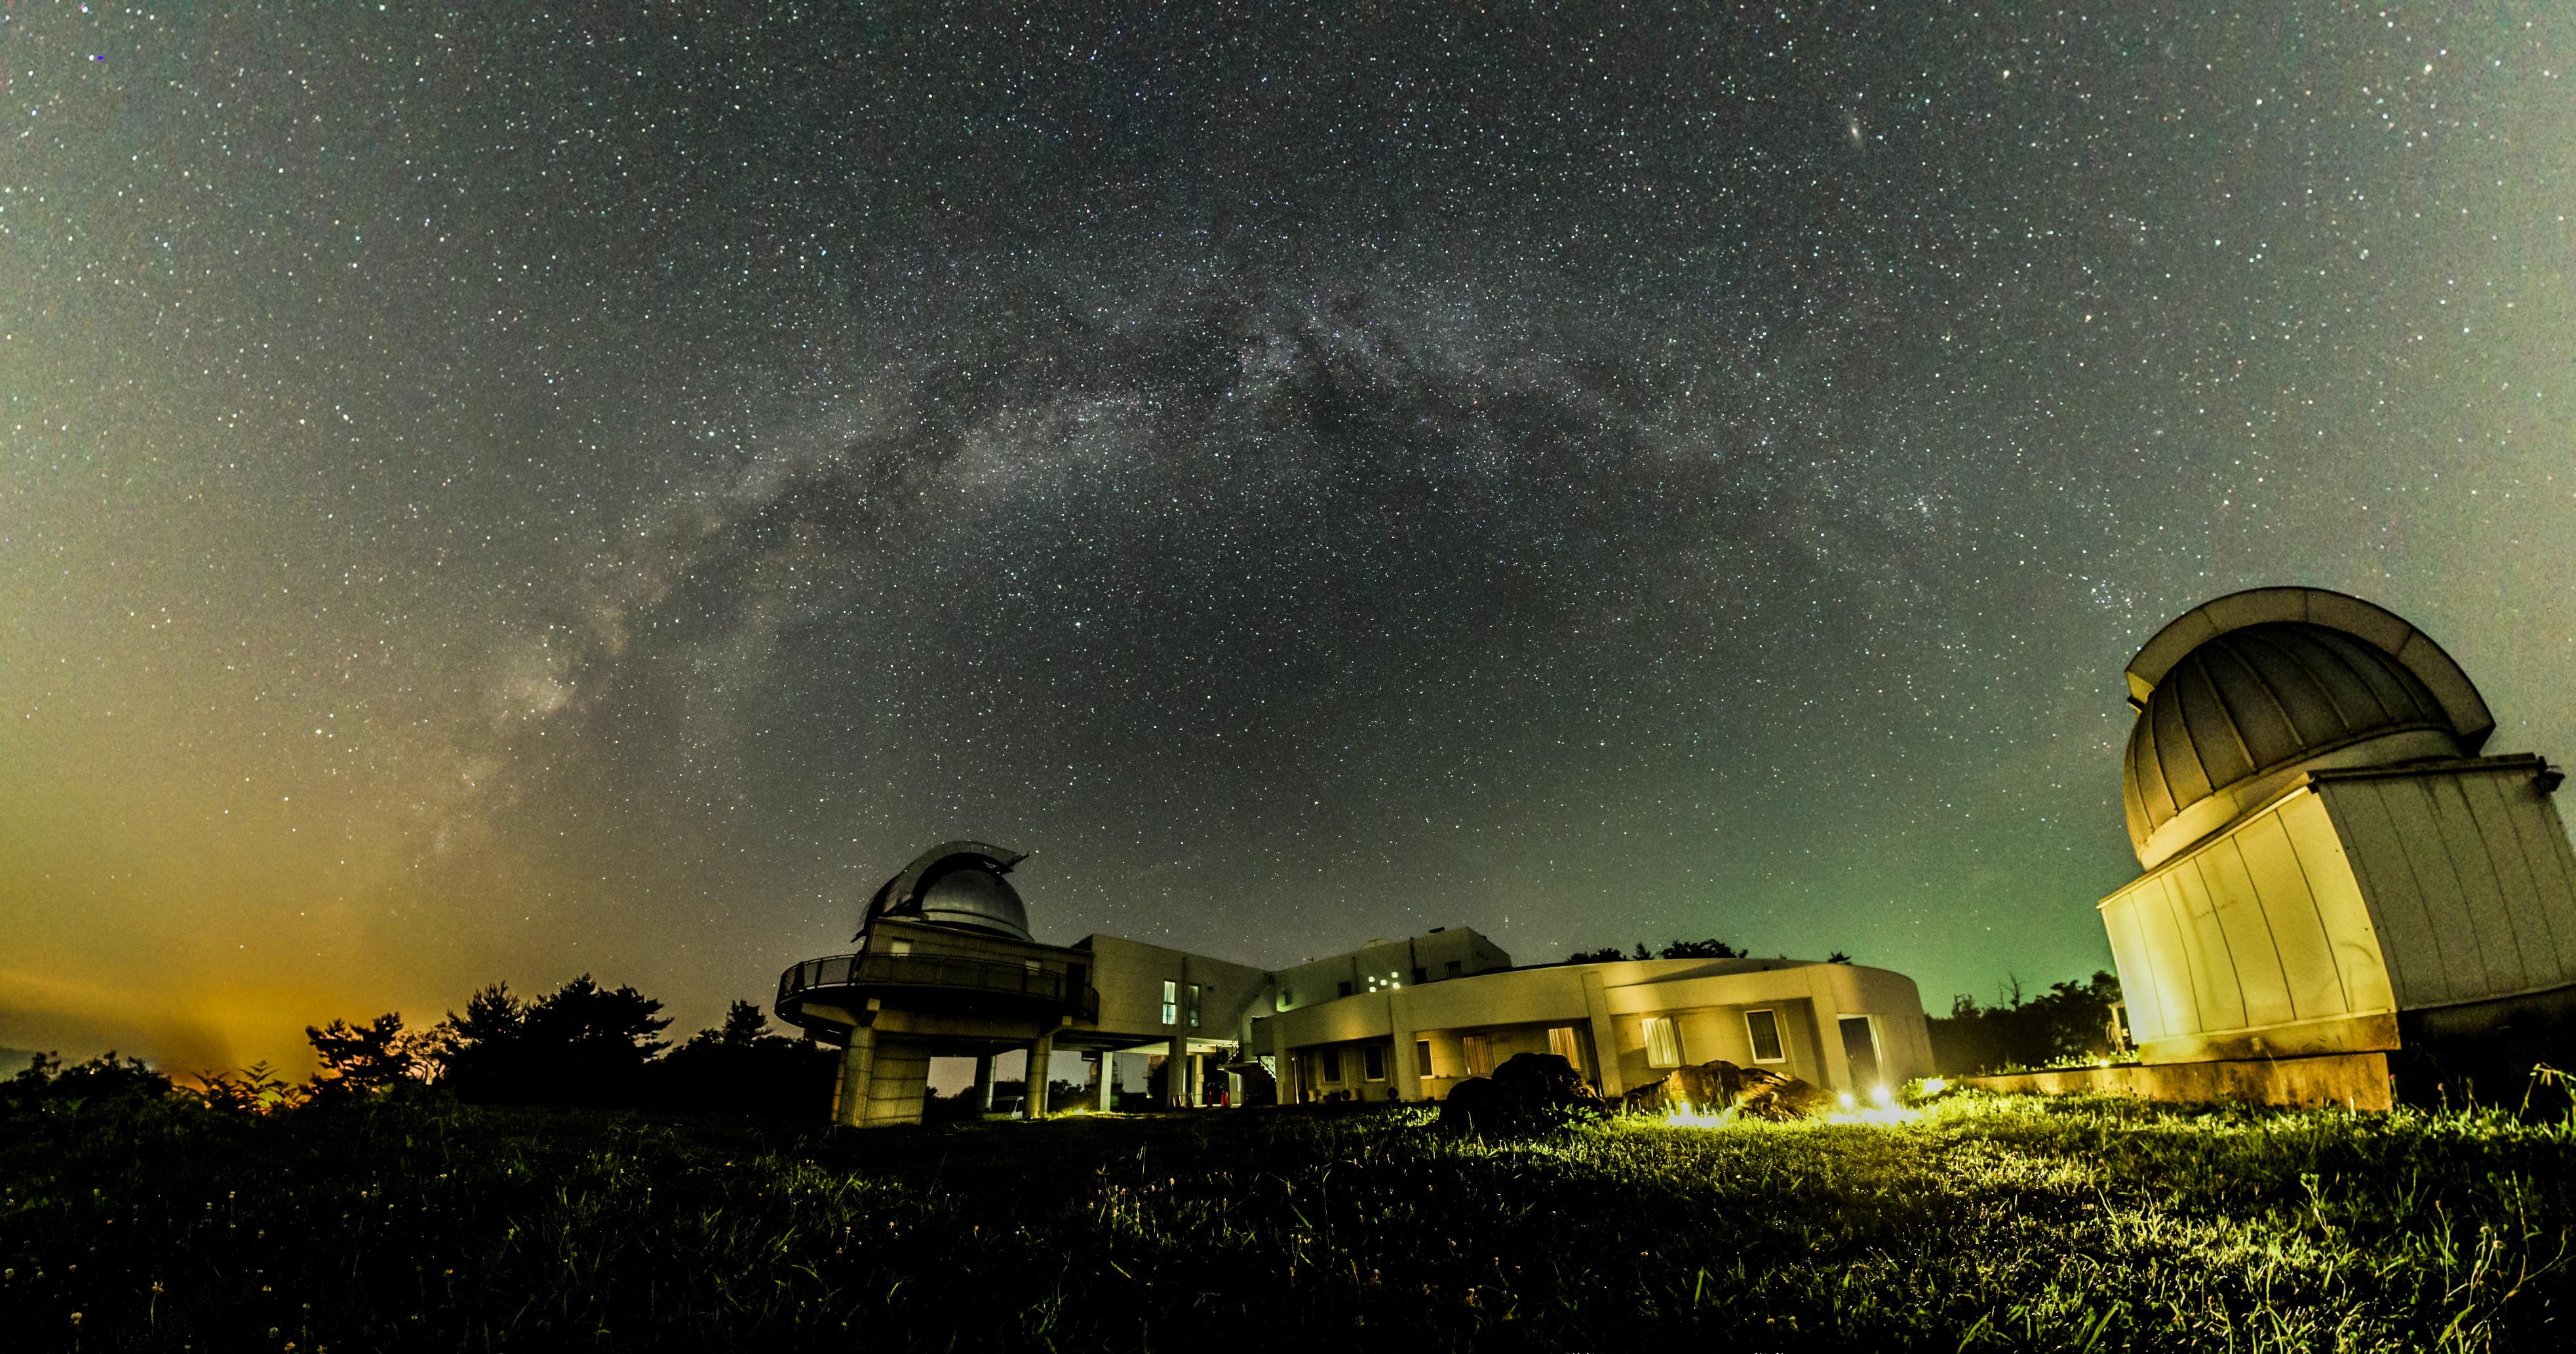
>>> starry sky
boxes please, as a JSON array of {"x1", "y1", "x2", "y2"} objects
[{"x1": 5, "y1": 3, "x2": 2573, "y2": 1078}]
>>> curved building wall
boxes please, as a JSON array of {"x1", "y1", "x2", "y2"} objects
[
  {"x1": 2099, "y1": 786, "x2": 2398, "y2": 1062},
  {"x1": 2100, "y1": 760, "x2": 2576, "y2": 1062}
]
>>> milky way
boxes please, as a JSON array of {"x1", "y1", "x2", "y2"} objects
[{"x1": 5, "y1": 4, "x2": 2572, "y2": 1075}]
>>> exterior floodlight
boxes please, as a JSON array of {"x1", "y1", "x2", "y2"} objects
[
  {"x1": 1837, "y1": 1091, "x2": 1856, "y2": 1110},
  {"x1": 1869, "y1": 1085, "x2": 1892, "y2": 1107}
]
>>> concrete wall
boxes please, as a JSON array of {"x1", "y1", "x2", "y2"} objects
[
  {"x1": 1079, "y1": 935, "x2": 1271, "y2": 1046},
  {"x1": 857, "y1": 1040, "x2": 932, "y2": 1125},
  {"x1": 2098, "y1": 786, "x2": 2398, "y2": 1062},
  {"x1": 2315, "y1": 761, "x2": 2576, "y2": 1011},
  {"x1": 2098, "y1": 761, "x2": 2576, "y2": 1065},
  {"x1": 1962, "y1": 1052, "x2": 2392, "y2": 1112}
]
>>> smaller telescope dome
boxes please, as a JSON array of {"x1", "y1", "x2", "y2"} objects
[
  {"x1": 910, "y1": 860, "x2": 1033, "y2": 940},
  {"x1": 861, "y1": 840, "x2": 1037, "y2": 942},
  {"x1": 2118, "y1": 589, "x2": 2492, "y2": 869}
]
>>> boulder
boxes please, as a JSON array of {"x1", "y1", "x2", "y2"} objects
[
  {"x1": 1437, "y1": 1053, "x2": 1604, "y2": 1131},
  {"x1": 1623, "y1": 1058, "x2": 1829, "y2": 1121}
]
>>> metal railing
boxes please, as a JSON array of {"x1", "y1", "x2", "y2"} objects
[{"x1": 777, "y1": 952, "x2": 1096, "y2": 1020}]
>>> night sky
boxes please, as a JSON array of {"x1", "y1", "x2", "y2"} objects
[{"x1": 6, "y1": 4, "x2": 2572, "y2": 1078}]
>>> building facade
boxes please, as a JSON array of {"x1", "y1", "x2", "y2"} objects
[{"x1": 777, "y1": 841, "x2": 1933, "y2": 1125}]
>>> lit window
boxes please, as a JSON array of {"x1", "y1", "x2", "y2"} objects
[
  {"x1": 1643, "y1": 1016, "x2": 1683, "y2": 1068},
  {"x1": 1745, "y1": 1009, "x2": 1786, "y2": 1063},
  {"x1": 1462, "y1": 1034, "x2": 1494, "y2": 1077},
  {"x1": 1362, "y1": 1045, "x2": 1386, "y2": 1081},
  {"x1": 1548, "y1": 1026, "x2": 1582, "y2": 1069},
  {"x1": 1188, "y1": 983, "x2": 1202, "y2": 1028},
  {"x1": 1161, "y1": 979, "x2": 1178, "y2": 1026},
  {"x1": 888, "y1": 939, "x2": 912, "y2": 956}
]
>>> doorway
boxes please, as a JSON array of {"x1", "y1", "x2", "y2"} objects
[{"x1": 1838, "y1": 1015, "x2": 1883, "y2": 1089}]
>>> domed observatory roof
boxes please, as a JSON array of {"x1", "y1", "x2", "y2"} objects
[
  {"x1": 2120, "y1": 589, "x2": 2493, "y2": 870},
  {"x1": 861, "y1": 841, "x2": 1034, "y2": 942}
]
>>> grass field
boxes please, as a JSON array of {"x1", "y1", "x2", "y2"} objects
[{"x1": 2, "y1": 1091, "x2": 2569, "y2": 1351}]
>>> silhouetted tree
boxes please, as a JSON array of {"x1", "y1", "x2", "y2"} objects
[
  {"x1": 1658, "y1": 938, "x2": 1745, "y2": 959},
  {"x1": 1565, "y1": 946, "x2": 1627, "y2": 963},
  {"x1": 305, "y1": 1013, "x2": 422, "y2": 1100},
  {"x1": 429, "y1": 976, "x2": 671, "y2": 1106},
  {"x1": 714, "y1": 999, "x2": 770, "y2": 1047},
  {"x1": 648, "y1": 997, "x2": 836, "y2": 1119},
  {"x1": 197, "y1": 1062, "x2": 300, "y2": 1115},
  {"x1": 1825, "y1": 951, "x2": 1853, "y2": 964},
  {"x1": 3, "y1": 1052, "x2": 174, "y2": 1111}
]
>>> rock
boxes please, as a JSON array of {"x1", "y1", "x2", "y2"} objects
[
  {"x1": 1438, "y1": 1053, "x2": 1603, "y2": 1131},
  {"x1": 1623, "y1": 1059, "x2": 1829, "y2": 1121},
  {"x1": 1489, "y1": 1052, "x2": 1593, "y2": 1106}
]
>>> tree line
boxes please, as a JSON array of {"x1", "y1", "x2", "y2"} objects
[
  {"x1": 1564, "y1": 938, "x2": 1854, "y2": 964},
  {"x1": 1924, "y1": 971, "x2": 2125, "y2": 1074},
  {"x1": 6, "y1": 976, "x2": 837, "y2": 1119}
]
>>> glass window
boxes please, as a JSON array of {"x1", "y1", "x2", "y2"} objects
[
  {"x1": 888, "y1": 939, "x2": 912, "y2": 956},
  {"x1": 1413, "y1": 967, "x2": 1428, "y2": 985},
  {"x1": 1160, "y1": 979, "x2": 1178, "y2": 1026},
  {"x1": 1337, "y1": 980, "x2": 1354, "y2": 998},
  {"x1": 1416, "y1": 1040, "x2": 1433, "y2": 1077},
  {"x1": 1548, "y1": 1026, "x2": 1583, "y2": 1070},
  {"x1": 1320, "y1": 1048, "x2": 1342, "y2": 1081},
  {"x1": 1445, "y1": 959, "x2": 1462, "y2": 978},
  {"x1": 1746, "y1": 1009, "x2": 1786, "y2": 1063},
  {"x1": 1363, "y1": 1044, "x2": 1386, "y2": 1081},
  {"x1": 1188, "y1": 983, "x2": 1202, "y2": 1028},
  {"x1": 1462, "y1": 1034, "x2": 1494, "y2": 1077},
  {"x1": 1643, "y1": 1016, "x2": 1683, "y2": 1068}
]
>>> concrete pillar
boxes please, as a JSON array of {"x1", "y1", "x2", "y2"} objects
[
  {"x1": 1166, "y1": 1033, "x2": 1190, "y2": 1107},
  {"x1": 1023, "y1": 1030, "x2": 1056, "y2": 1119},
  {"x1": 832, "y1": 1026, "x2": 877, "y2": 1127},
  {"x1": 1272, "y1": 1019, "x2": 1296, "y2": 1104},
  {"x1": 1805, "y1": 975, "x2": 1852, "y2": 1091},
  {"x1": 1093, "y1": 1053, "x2": 1115, "y2": 1111},
  {"x1": 1580, "y1": 970, "x2": 1625, "y2": 1098},
  {"x1": 971, "y1": 1053, "x2": 996, "y2": 1113},
  {"x1": 1388, "y1": 989, "x2": 1422, "y2": 1102}
]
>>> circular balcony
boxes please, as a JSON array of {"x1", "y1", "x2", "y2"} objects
[{"x1": 775, "y1": 951, "x2": 1099, "y2": 1031}]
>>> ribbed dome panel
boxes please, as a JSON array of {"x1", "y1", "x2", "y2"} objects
[{"x1": 2123, "y1": 621, "x2": 2460, "y2": 857}]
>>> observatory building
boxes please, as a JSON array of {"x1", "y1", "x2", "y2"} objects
[
  {"x1": 775, "y1": 841, "x2": 1932, "y2": 1126},
  {"x1": 2090, "y1": 587, "x2": 2576, "y2": 1105}
]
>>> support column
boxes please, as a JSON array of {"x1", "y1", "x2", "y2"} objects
[
  {"x1": 1166, "y1": 1033, "x2": 1190, "y2": 1107},
  {"x1": 1093, "y1": 1053, "x2": 1115, "y2": 1111},
  {"x1": 1023, "y1": 1030, "x2": 1056, "y2": 1119},
  {"x1": 1388, "y1": 988, "x2": 1422, "y2": 1102},
  {"x1": 832, "y1": 1026, "x2": 877, "y2": 1127},
  {"x1": 1580, "y1": 969, "x2": 1624, "y2": 1098},
  {"x1": 971, "y1": 1053, "x2": 996, "y2": 1114}
]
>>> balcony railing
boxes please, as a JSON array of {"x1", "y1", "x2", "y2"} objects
[{"x1": 777, "y1": 952, "x2": 1097, "y2": 1022}]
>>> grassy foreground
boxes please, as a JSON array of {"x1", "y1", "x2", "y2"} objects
[{"x1": 2, "y1": 1093, "x2": 2569, "y2": 1351}]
